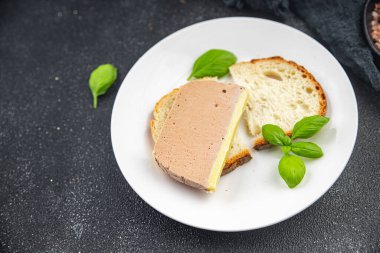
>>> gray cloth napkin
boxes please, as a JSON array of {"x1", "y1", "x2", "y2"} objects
[{"x1": 223, "y1": 0, "x2": 380, "y2": 90}]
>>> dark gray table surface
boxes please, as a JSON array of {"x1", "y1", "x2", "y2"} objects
[{"x1": 0, "y1": 0, "x2": 379, "y2": 252}]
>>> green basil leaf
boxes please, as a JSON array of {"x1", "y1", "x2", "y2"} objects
[
  {"x1": 89, "y1": 64, "x2": 118, "y2": 108},
  {"x1": 278, "y1": 155, "x2": 306, "y2": 188},
  {"x1": 282, "y1": 135, "x2": 292, "y2": 146},
  {"x1": 262, "y1": 124, "x2": 290, "y2": 146},
  {"x1": 291, "y1": 142, "x2": 323, "y2": 158},
  {"x1": 291, "y1": 115, "x2": 330, "y2": 140},
  {"x1": 281, "y1": 146, "x2": 291, "y2": 155},
  {"x1": 188, "y1": 49, "x2": 237, "y2": 80}
]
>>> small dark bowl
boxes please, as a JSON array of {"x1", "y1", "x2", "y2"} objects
[{"x1": 363, "y1": 0, "x2": 380, "y2": 57}]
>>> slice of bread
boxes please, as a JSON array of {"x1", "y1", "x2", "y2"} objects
[
  {"x1": 230, "y1": 56, "x2": 327, "y2": 150},
  {"x1": 150, "y1": 88, "x2": 252, "y2": 176}
]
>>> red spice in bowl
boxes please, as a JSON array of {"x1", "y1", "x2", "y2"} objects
[{"x1": 370, "y1": 3, "x2": 380, "y2": 49}]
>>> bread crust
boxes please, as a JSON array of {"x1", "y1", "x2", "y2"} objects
[
  {"x1": 222, "y1": 149, "x2": 252, "y2": 175},
  {"x1": 153, "y1": 88, "x2": 179, "y2": 115},
  {"x1": 151, "y1": 88, "x2": 251, "y2": 176},
  {"x1": 150, "y1": 88, "x2": 179, "y2": 142},
  {"x1": 248, "y1": 56, "x2": 327, "y2": 150}
]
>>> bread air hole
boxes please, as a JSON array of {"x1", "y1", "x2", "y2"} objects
[
  {"x1": 306, "y1": 87, "x2": 313, "y2": 94},
  {"x1": 264, "y1": 71, "x2": 282, "y2": 81}
]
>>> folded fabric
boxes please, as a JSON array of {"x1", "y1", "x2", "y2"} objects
[{"x1": 223, "y1": 0, "x2": 380, "y2": 90}]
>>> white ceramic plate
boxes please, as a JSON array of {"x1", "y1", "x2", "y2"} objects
[{"x1": 111, "y1": 17, "x2": 358, "y2": 231}]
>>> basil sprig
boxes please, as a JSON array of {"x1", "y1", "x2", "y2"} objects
[
  {"x1": 262, "y1": 115, "x2": 329, "y2": 188},
  {"x1": 188, "y1": 49, "x2": 237, "y2": 80},
  {"x1": 89, "y1": 64, "x2": 118, "y2": 108}
]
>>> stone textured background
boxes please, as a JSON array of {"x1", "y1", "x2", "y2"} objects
[{"x1": 0, "y1": 0, "x2": 379, "y2": 252}]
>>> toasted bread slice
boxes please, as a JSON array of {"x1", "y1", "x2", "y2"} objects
[
  {"x1": 150, "y1": 88, "x2": 252, "y2": 176},
  {"x1": 153, "y1": 81, "x2": 248, "y2": 191},
  {"x1": 230, "y1": 56, "x2": 327, "y2": 150}
]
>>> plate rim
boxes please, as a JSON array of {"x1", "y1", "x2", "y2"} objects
[{"x1": 111, "y1": 17, "x2": 358, "y2": 232}]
